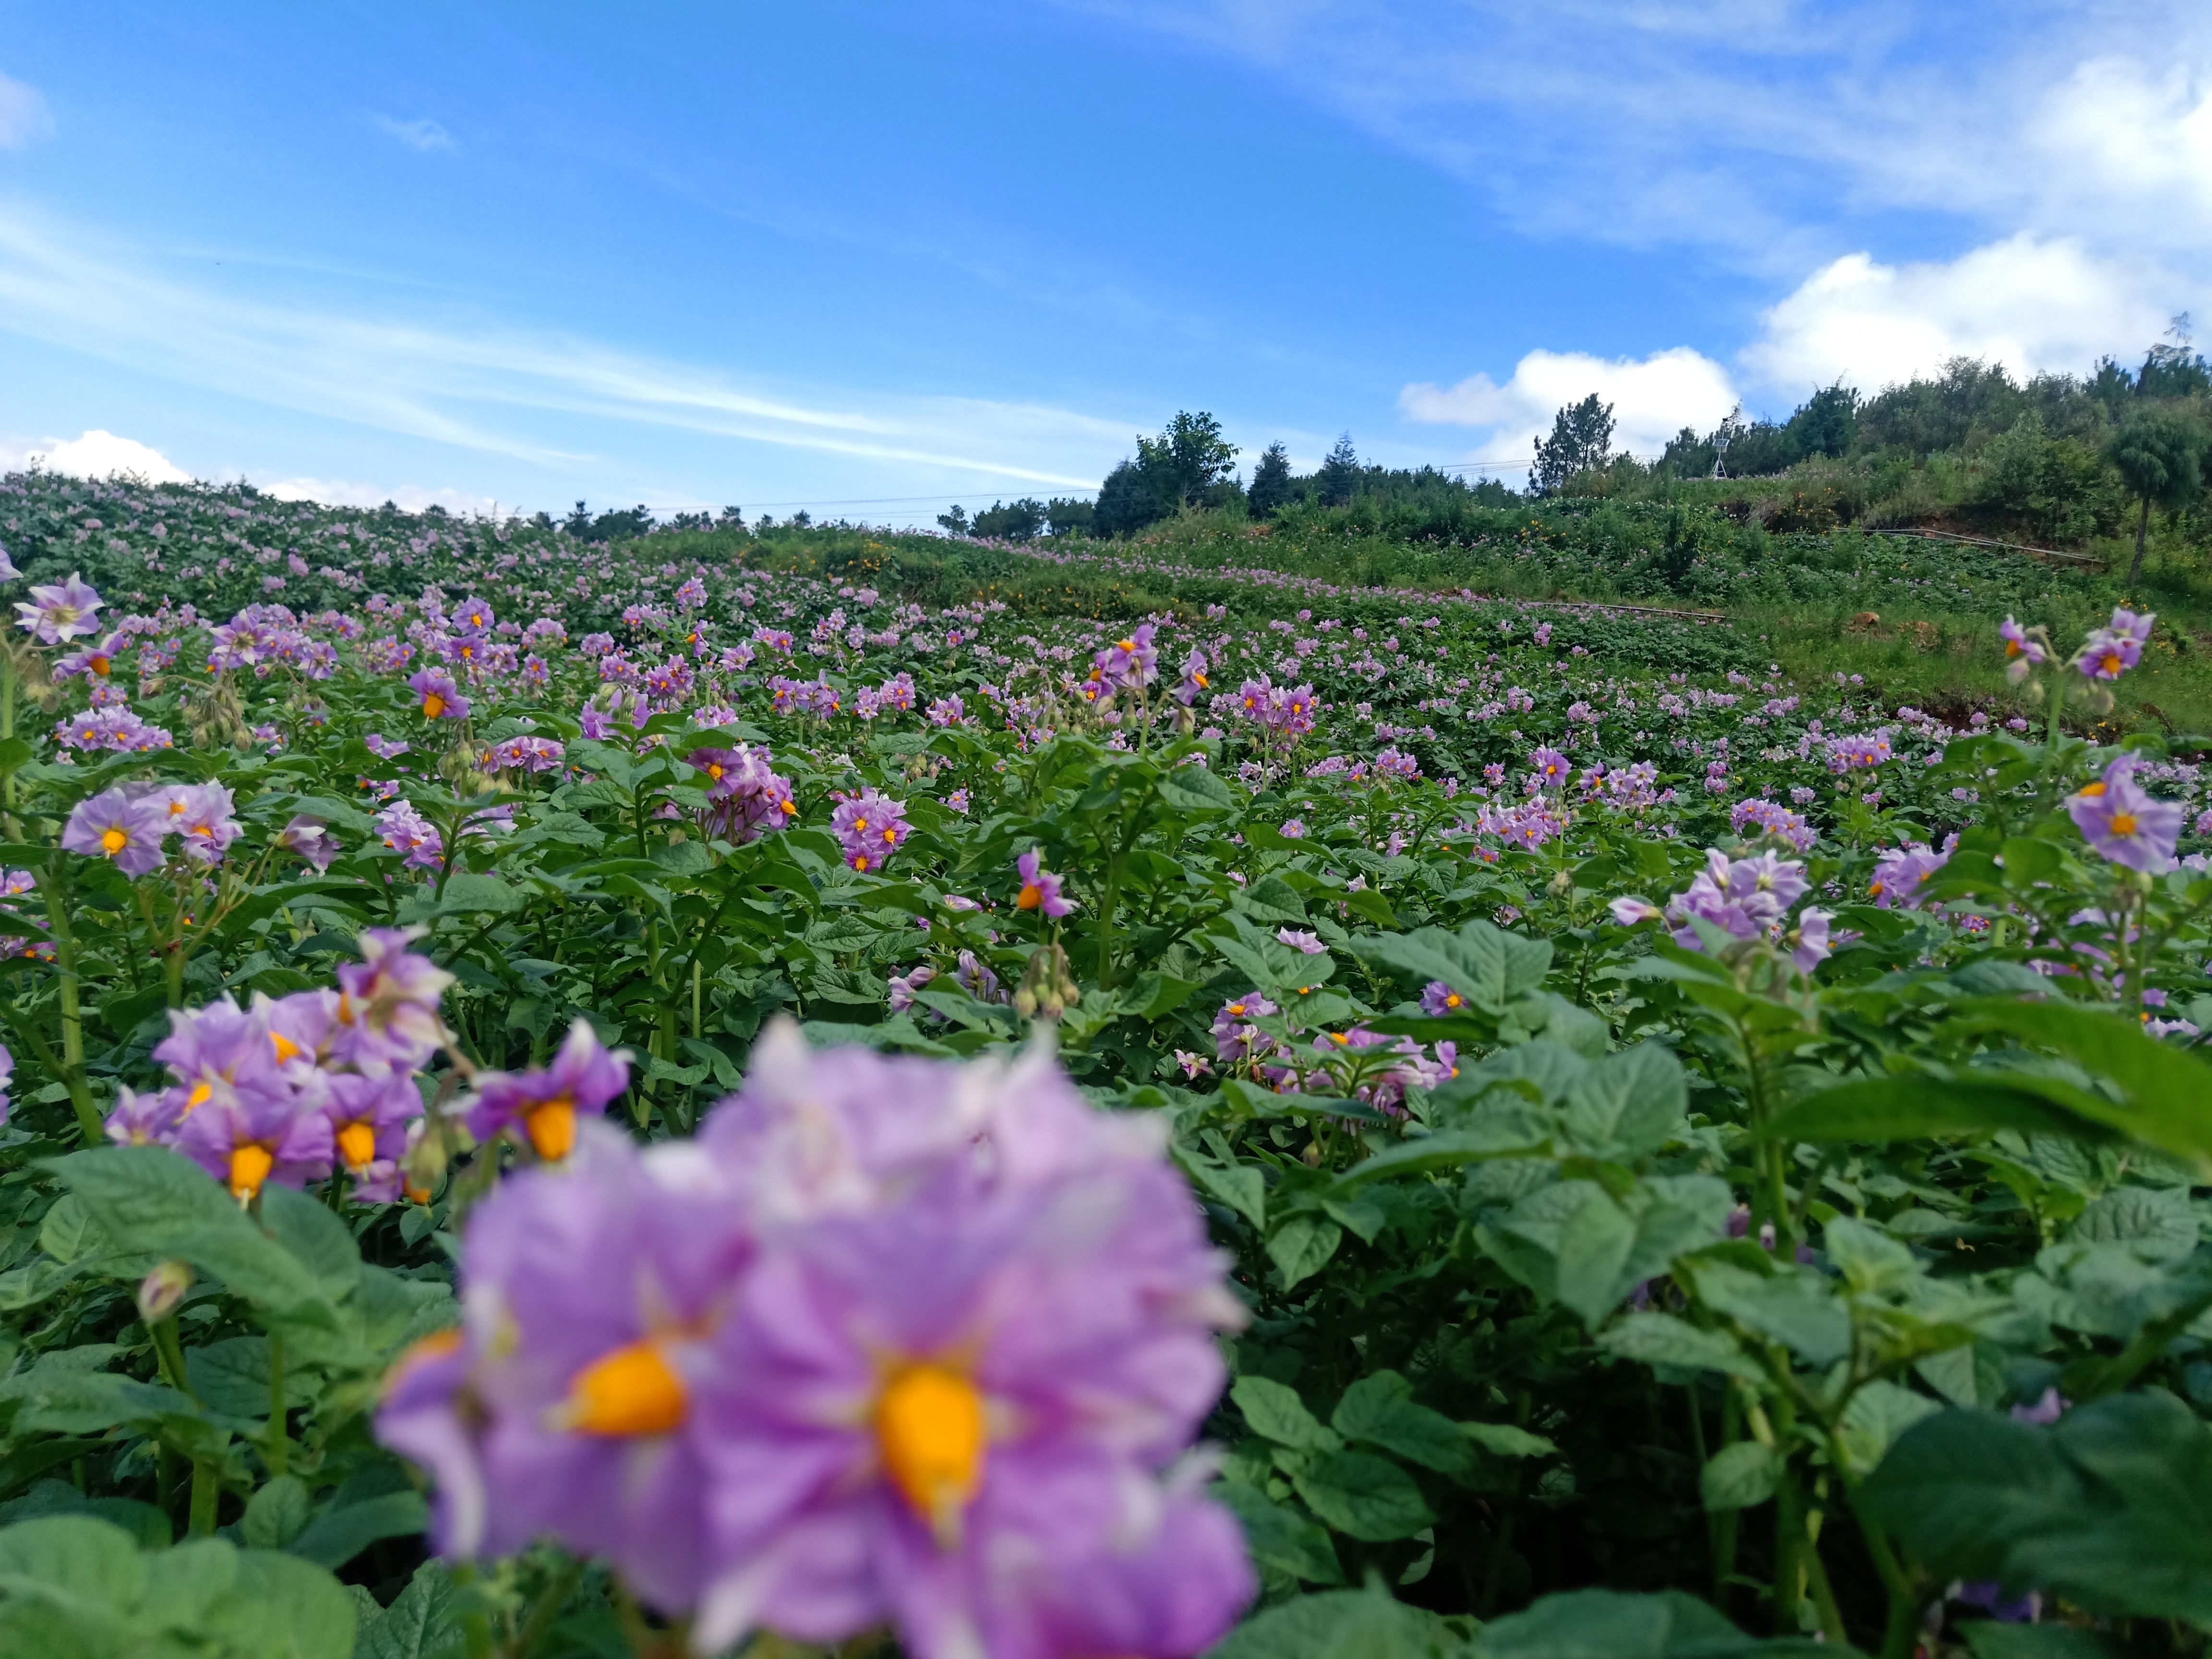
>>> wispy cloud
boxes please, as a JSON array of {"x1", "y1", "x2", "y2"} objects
[
  {"x1": 0, "y1": 70, "x2": 55, "y2": 149},
  {"x1": 373, "y1": 115, "x2": 453, "y2": 152},
  {"x1": 0, "y1": 205, "x2": 1123, "y2": 490},
  {"x1": 1070, "y1": 1, "x2": 2212, "y2": 268}
]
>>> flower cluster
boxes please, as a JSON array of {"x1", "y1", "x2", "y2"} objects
[
  {"x1": 831, "y1": 788, "x2": 911, "y2": 872},
  {"x1": 686, "y1": 743, "x2": 799, "y2": 844},
  {"x1": 61, "y1": 783, "x2": 241, "y2": 875},
  {"x1": 377, "y1": 1026, "x2": 1253, "y2": 1659},
  {"x1": 1614, "y1": 848, "x2": 1833, "y2": 973},
  {"x1": 108, "y1": 928, "x2": 453, "y2": 1203}
]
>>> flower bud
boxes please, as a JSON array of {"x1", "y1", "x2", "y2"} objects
[
  {"x1": 137, "y1": 1260, "x2": 193, "y2": 1324},
  {"x1": 402, "y1": 1120, "x2": 451, "y2": 1203}
]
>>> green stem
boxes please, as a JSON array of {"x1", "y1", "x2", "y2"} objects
[
  {"x1": 451, "y1": 1561, "x2": 496, "y2": 1659},
  {"x1": 35, "y1": 856, "x2": 84, "y2": 1074},
  {"x1": 1771, "y1": 1454, "x2": 1805, "y2": 1636},
  {"x1": 507, "y1": 1557, "x2": 585, "y2": 1659},
  {"x1": 265, "y1": 1328, "x2": 288, "y2": 1477},
  {"x1": 189, "y1": 1459, "x2": 219, "y2": 1537}
]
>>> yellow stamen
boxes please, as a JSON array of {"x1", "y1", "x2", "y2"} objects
[
  {"x1": 876, "y1": 1363, "x2": 986, "y2": 1541},
  {"x1": 524, "y1": 1097, "x2": 577, "y2": 1161},
  {"x1": 707, "y1": 763, "x2": 724, "y2": 780},
  {"x1": 1016, "y1": 882, "x2": 1043, "y2": 910},
  {"x1": 186, "y1": 1081, "x2": 213, "y2": 1111},
  {"x1": 271, "y1": 1031, "x2": 302, "y2": 1063},
  {"x1": 2078, "y1": 781, "x2": 2106, "y2": 797},
  {"x1": 228, "y1": 1143, "x2": 276, "y2": 1201},
  {"x1": 100, "y1": 827, "x2": 129, "y2": 855},
  {"x1": 561, "y1": 1338, "x2": 686, "y2": 1436},
  {"x1": 337, "y1": 1120, "x2": 377, "y2": 1170},
  {"x1": 89, "y1": 655, "x2": 110, "y2": 675},
  {"x1": 422, "y1": 693, "x2": 446, "y2": 719},
  {"x1": 2111, "y1": 812, "x2": 2139, "y2": 836}
]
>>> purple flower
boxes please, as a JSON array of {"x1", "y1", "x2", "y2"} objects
[
  {"x1": 1789, "y1": 909, "x2": 1834, "y2": 974},
  {"x1": 2000, "y1": 615, "x2": 2047, "y2": 682},
  {"x1": 0, "y1": 1043, "x2": 11, "y2": 1126},
  {"x1": 331, "y1": 928, "x2": 454, "y2": 1073},
  {"x1": 1420, "y1": 980, "x2": 1467, "y2": 1016},
  {"x1": 1276, "y1": 928, "x2": 1326, "y2": 954},
  {"x1": 376, "y1": 1122, "x2": 751, "y2": 1615},
  {"x1": 2076, "y1": 609, "x2": 2153, "y2": 682},
  {"x1": 831, "y1": 790, "x2": 911, "y2": 874},
  {"x1": 889, "y1": 965, "x2": 938, "y2": 1012},
  {"x1": 324, "y1": 1069, "x2": 424, "y2": 1201},
  {"x1": 465, "y1": 1018, "x2": 631, "y2": 1161},
  {"x1": 0, "y1": 545, "x2": 18, "y2": 581},
  {"x1": 2068, "y1": 753, "x2": 2183, "y2": 872},
  {"x1": 1174, "y1": 647, "x2": 1210, "y2": 707},
  {"x1": 171, "y1": 783, "x2": 242, "y2": 866},
  {"x1": 1868, "y1": 843, "x2": 1948, "y2": 909},
  {"x1": 55, "y1": 630, "x2": 129, "y2": 680},
  {"x1": 453, "y1": 595, "x2": 497, "y2": 632},
  {"x1": 1608, "y1": 897, "x2": 1662, "y2": 926},
  {"x1": 1094, "y1": 623, "x2": 1159, "y2": 691},
  {"x1": 1528, "y1": 746, "x2": 1570, "y2": 787},
  {"x1": 175, "y1": 1079, "x2": 333, "y2": 1203},
  {"x1": 277, "y1": 814, "x2": 341, "y2": 872},
  {"x1": 14, "y1": 572, "x2": 105, "y2": 643},
  {"x1": 106, "y1": 1083, "x2": 184, "y2": 1148},
  {"x1": 1278, "y1": 818, "x2": 1306, "y2": 839},
  {"x1": 61, "y1": 788, "x2": 167, "y2": 876},
  {"x1": 1211, "y1": 993, "x2": 1278, "y2": 1064},
  {"x1": 685, "y1": 1057, "x2": 1243, "y2": 1655},
  {"x1": 408, "y1": 666, "x2": 471, "y2": 721},
  {"x1": 1014, "y1": 848, "x2": 1073, "y2": 918},
  {"x1": 376, "y1": 800, "x2": 445, "y2": 869},
  {"x1": 1665, "y1": 848, "x2": 1810, "y2": 949}
]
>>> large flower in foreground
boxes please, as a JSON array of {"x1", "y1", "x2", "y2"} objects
[
  {"x1": 2068, "y1": 753, "x2": 2183, "y2": 872},
  {"x1": 690, "y1": 1101, "x2": 1244, "y2": 1656},
  {"x1": 61, "y1": 788, "x2": 167, "y2": 877},
  {"x1": 465, "y1": 1018, "x2": 630, "y2": 1160},
  {"x1": 376, "y1": 1122, "x2": 753, "y2": 1615}
]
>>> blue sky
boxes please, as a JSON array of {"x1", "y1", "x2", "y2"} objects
[{"x1": 1, "y1": 1, "x2": 2207, "y2": 523}]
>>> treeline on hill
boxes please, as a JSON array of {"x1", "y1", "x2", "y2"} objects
[{"x1": 944, "y1": 330, "x2": 2212, "y2": 580}]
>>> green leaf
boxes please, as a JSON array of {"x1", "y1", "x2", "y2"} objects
[
  {"x1": 1764, "y1": 1073, "x2": 2119, "y2": 1148},
  {"x1": 259, "y1": 1184, "x2": 361, "y2": 1300},
  {"x1": 1176, "y1": 1150, "x2": 1266, "y2": 1230},
  {"x1": 437, "y1": 872, "x2": 526, "y2": 915},
  {"x1": 1212, "y1": 1482, "x2": 1345, "y2": 1587},
  {"x1": 1344, "y1": 918, "x2": 1552, "y2": 1015},
  {"x1": 202, "y1": 1549, "x2": 357, "y2": 1659},
  {"x1": 1835, "y1": 1381, "x2": 1943, "y2": 1478},
  {"x1": 1462, "y1": 1422, "x2": 1558, "y2": 1459},
  {"x1": 1205, "y1": 1584, "x2": 1463, "y2": 1659},
  {"x1": 1331, "y1": 1113, "x2": 1550, "y2": 1190},
  {"x1": 1553, "y1": 1190, "x2": 1637, "y2": 1327},
  {"x1": 288, "y1": 1491, "x2": 430, "y2": 1571},
  {"x1": 1700, "y1": 1442, "x2": 1778, "y2": 1511},
  {"x1": 1239, "y1": 874, "x2": 1310, "y2": 925},
  {"x1": 1597, "y1": 1312, "x2": 1762, "y2": 1382},
  {"x1": 1959, "y1": 1623, "x2": 2125, "y2": 1659},
  {"x1": 1269, "y1": 1214, "x2": 1344, "y2": 1290},
  {"x1": 243, "y1": 1476, "x2": 312, "y2": 1550},
  {"x1": 1690, "y1": 1264, "x2": 1852, "y2": 1367},
  {"x1": 1332, "y1": 1372, "x2": 1473, "y2": 1475},
  {"x1": 1475, "y1": 1588, "x2": 1824, "y2": 1659},
  {"x1": 1232, "y1": 1376, "x2": 1341, "y2": 1453},
  {"x1": 1562, "y1": 1045, "x2": 1685, "y2": 1163},
  {"x1": 0, "y1": 1513, "x2": 146, "y2": 1613},
  {"x1": 355, "y1": 1561, "x2": 462, "y2": 1659},
  {"x1": 1293, "y1": 1451, "x2": 1435, "y2": 1541},
  {"x1": 1157, "y1": 763, "x2": 1239, "y2": 814},
  {"x1": 2068, "y1": 1186, "x2": 2199, "y2": 1262}
]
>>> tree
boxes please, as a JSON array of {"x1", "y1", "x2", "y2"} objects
[
  {"x1": 971, "y1": 499, "x2": 1045, "y2": 540},
  {"x1": 1785, "y1": 383, "x2": 1860, "y2": 457},
  {"x1": 2104, "y1": 408, "x2": 2211, "y2": 587},
  {"x1": 935, "y1": 505, "x2": 970, "y2": 535},
  {"x1": 1092, "y1": 460, "x2": 1161, "y2": 538},
  {"x1": 1247, "y1": 442, "x2": 1294, "y2": 517},
  {"x1": 1529, "y1": 396, "x2": 1614, "y2": 496},
  {"x1": 1044, "y1": 497, "x2": 1094, "y2": 536},
  {"x1": 1135, "y1": 411, "x2": 1239, "y2": 510},
  {"x1": 1315, "y1": 434, "x2": 1362, "y2": 506},
  {"x1": 1659, "y1": 425, "x2": 1718, "y2": 479}
]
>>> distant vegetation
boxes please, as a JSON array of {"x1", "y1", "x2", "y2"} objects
[{"x1": 942, "y1": 326, "x2": 2212, "y2": 589}]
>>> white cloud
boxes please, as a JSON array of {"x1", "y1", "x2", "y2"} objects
[
  {"x1": 255, "y1": 475, "x2": 499, "y2": 516},
  {"x1": 373, "y1": 116, "x2": 453, "y2": 153},
  {"x1": 0, "y1": 206, "x2": 1123, "y2": 491},
  {"x1": 25, "y1": 430, "x2": 191, "y2": 484},
  {"x1": 1401, "y1": 346, "x2": 1740, "y2": 460},
  {"x1": 0, "y1": 70, "x2": 54, "y2": 148},
  {"x1": 1741, "y1": 235, "x2": 2191, "y2": 393},
  {"x1": 2027, "y1": 59, "x2": 2212, "y2": 243}
]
